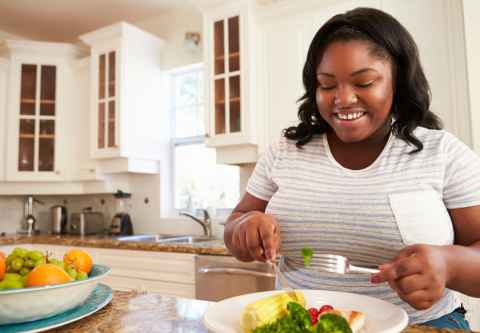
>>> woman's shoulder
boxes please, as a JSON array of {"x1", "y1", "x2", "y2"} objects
[
  {"x1": 270, "y1": 134, "x2": 324, "y2": 154},
  {"x1": 408, "y1": 127, "x2": 469, "y2": 155}
]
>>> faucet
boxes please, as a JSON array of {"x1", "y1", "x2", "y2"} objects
[{"x1": 179, "y1": 209, "x2": 212, "y2": 236}]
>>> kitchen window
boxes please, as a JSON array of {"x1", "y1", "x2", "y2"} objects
[{"x1": 172, "y1": 67, "x2": 240, "y2": 211}]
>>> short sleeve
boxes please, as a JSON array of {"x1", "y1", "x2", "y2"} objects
[
  {"x1": 245, "y1": 139, "x2": 280, "y2": 201},
  {"x1": 443, "y1": 134, "x2": 480, "y2": 209}
]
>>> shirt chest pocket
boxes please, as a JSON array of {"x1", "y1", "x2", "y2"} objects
[{"x1": 388, "y1": 192, "x2": 454, "y2": 246}]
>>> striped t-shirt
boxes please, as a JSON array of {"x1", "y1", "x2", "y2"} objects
[{"x1": 246, "y1": 127, "x2": 480, "y2": 324}]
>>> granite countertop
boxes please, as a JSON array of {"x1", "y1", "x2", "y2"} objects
[
  {"x1": 0, "y1": 233, "x2": 231, "y2": 255},
  {"x1": 39, "y1": 290, "x2": 468, "y2": 333}
]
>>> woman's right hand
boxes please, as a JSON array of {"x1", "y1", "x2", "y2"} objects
[{"x1": 230, "y1": 211, "x2": 281, "y2": 262}]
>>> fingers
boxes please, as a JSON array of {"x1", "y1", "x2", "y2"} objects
[
  {"x1": 372, "y1": 255, "x2": 423, "y2": 284},
  {"x1": 246, "y1": 226, "x2": 267, "y2": 262},
  {"x1": 259, "y1": 222, "x2": 278, "y2": 261}
]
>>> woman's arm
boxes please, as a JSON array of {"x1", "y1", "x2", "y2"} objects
[
  {"x1": 224, "y1": 192, "x2": 281, "y2": 263},
  {"x1": 440, "y1": 205, "x2": 480, "y2": 296},
  {"x1": 371, "y1": 205, "x2": 480, "y2": 310}
]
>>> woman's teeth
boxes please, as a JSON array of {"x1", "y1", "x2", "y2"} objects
[{"x1": 336, "y1": 112, "x2": 365, "y2": 120}]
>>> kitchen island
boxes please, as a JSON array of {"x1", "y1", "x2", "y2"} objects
[{"x1": 38, "y1": 290, "x2": 468, "y2": 333}]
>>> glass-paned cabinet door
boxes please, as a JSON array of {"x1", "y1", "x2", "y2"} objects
[
  {"x1": 18, "y1": 64, "x2": 56, "y2": 172},
  {"x1": 98, "y1": 51, "x2": 116, "y2": 149},
  {"x1": 213, "y1": 16, "x2": 241, "y2": 135}
]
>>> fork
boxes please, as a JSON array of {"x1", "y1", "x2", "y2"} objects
[{"x1": 290, "y1": 254, "x2": 380, "y2": 274}]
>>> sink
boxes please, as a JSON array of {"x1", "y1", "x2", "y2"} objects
[
  {"x1": 115, "y1": 234, "x2": 223, "y2": 244},
  {"x1": 159, "y1": 236, "x2": 223, "y2": 244}
]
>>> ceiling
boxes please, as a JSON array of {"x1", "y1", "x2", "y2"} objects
[{"x1": 0, "y1": 0, "x2": 191, "y2": 45}]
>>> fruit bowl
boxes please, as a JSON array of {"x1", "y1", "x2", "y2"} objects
[{"x1": 0, "y1": 264, "x2": 110, "y2": 326}]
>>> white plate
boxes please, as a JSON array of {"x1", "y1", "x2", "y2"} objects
[{"x1": 202, "y1": 290, "x2": 408, "y2": 333}]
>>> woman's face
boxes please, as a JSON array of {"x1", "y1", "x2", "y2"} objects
[{"x1": 316, "y1": 40, "x2": 394, "y2": 143}]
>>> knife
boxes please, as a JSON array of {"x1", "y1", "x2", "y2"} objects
[{"x1": 266, "y1": 260, "x2": 299, "y2": 302}]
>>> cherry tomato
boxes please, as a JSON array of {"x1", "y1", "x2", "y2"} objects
[
  {"x1": 319, "y1": 305, "x2": 334, "y2": 314},
  {"x1": 308, "y1": 308, "x2": 319, "y2": 326}
]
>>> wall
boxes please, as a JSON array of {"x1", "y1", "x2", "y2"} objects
[
  {"x1": 134, "y1": 5, "x2": 203, "y2": 70},
  {"x1": 463, "y1": 0, "x2": 480, "y2": 155}
]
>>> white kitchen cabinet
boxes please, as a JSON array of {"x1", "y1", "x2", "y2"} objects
[
  {"x1": 78, "y1": 22, "x2": 166, "y2": 174},
  {"x1": 0, "y1": 40, "x2": 88, "y2": 182},
  {"x1": 69, "y1": 56, "x2": 102, "y2": 181},
  {"x1": 192, "y1": 0, "x2": 259, "y2": 164},
  {"x1": 0, "y1": 58, "x2": 9, "y2": 181}
]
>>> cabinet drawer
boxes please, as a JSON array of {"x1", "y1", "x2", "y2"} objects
[
  {"x1": 96, "y1": 248, "x2": 195, "y2": 284},
  {"x1": 142, "y1": 280, "x2": 195, "y2": 299},
  {"x1": 101, "y1": 275, "x2": 143, "y2": 292}
]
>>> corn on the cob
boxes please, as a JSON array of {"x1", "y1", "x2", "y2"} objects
[{"x1": 240, "y1": 291, "x2": 306, "y2": 332}]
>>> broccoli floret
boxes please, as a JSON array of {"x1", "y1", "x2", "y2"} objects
[
  {"x1": 253, "y1": 302, "x2": 312, "y2": 333},
  {"x1": 301, "y1": 247, "x2": 314, "y2": 266},
  {"x1": 312, "y1": 313, "x2": 353, "y2": 333}
]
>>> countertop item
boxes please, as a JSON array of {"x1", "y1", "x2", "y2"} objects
[
  {"x1": 33, "y1": 291, "x2": 467, "y2": 333},
  {"x1": 1, "y1": 283, "x2": 113, "y2": 333},
  {"x1": 0, "y1": 233, "x2": 231, "y2": 255},
  {"x1": 0, "y1": 264, "x2": 110, "y2": 326}
]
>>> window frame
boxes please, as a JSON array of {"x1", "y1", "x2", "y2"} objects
[{"x1": 169, "y1": 64, "x2": 237, "y2": 218}]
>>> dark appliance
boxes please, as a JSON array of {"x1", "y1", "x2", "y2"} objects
[
  {"x1": 110, "y1": 190, "x2": 133, "y2": 235},
  {"x1": 50, "y1": 205, "x2": 67, "y2": 234}
]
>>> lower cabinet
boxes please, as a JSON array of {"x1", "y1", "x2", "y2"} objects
[{"x1": 0, "y1": 244, "x2": 196, "y2": 299}]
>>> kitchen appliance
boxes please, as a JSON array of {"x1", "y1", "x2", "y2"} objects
[
  {"x1": 195, "y1": 255, "x2": 276, "y2": 302},
  {"x1": 50, "y1": 205, "x2": 67, "y2": 234},
  {"x1": 18, "y1": 195, "x2": 45, "y2": 234},
  {"x1": 68, "y1": 208, "x2": 104, "y2": 235},
  {"x1": 109, "y1": 190, "x2": 133, "y2": 236}
]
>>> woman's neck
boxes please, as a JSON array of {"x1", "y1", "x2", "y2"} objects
[{"x1": 327, "y1": 121, "x2": 391, "y2": 170}]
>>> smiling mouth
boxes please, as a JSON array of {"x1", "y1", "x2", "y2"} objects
[{"x1": 335, "y1": 112, "x2": 365, "y2": 120}]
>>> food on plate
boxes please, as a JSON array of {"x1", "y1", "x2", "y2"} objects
[
  {"x1": 301, "y1": 247, "x2": 314, "y2": 266},
  {"x1": 240, "y1": 291, "x2": 306, "y2": 332},
  {"x1": 320, "y1": 310, "x2": 365, "y2": 333},
  {"x1": 63, "y1": 249, "x2": 93, "y2": 274},
  {"x1": 241, "y1": 292, "x2": 365, "y2": 333},
  {"x1": 0, "y1": 248, "x2": 91, "y2": 290}
]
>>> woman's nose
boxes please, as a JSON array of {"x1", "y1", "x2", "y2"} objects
[{"x1": 335, "y1": 87, "x2": 358, "y2": 107}]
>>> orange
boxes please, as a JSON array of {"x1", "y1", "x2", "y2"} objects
[
  {"x1": 63, "y1": 249, "x2": 93, "y2": 274},
  {"x1": 0, "y1": 252, "x2": 6, "y2": 261},
  {"x1": 0, "y1": 260, "x2": 5, "y2": 280},
  {"x1": 26, "y1": 264, "x2": 74, "y2": 287}
]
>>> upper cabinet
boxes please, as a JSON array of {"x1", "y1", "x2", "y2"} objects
[
  {"x1": 192, "y1": 0, "x2": 258, "y2": 152},
  {"x1": 0, "y1": 40, "x2": 88, "y2": 182},
  {"x1": 79, "y1": 22, "x2": 166, "y2": 170}
]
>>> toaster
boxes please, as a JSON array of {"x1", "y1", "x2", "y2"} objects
[{"x1": 68, "y1": 208, "x2": 104, "y2": 235}]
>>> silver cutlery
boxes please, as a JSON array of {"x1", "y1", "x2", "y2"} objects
[
  {"x1": 291, "y1": 254, "x2": 380, "y2": 274},
  {"x1": 266, "y1": 260, "x2": 299, "y2": 302}
]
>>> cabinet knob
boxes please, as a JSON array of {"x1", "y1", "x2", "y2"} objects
[
  {"x1": 205, "y1": 133, "x2": 210, "y2": 138},
  {"x1": 55, "y1": 171, "x2": 60, "y2": 174},
  {"x1": 89, "y1": 169, "x2": 95, "y2": 173}
]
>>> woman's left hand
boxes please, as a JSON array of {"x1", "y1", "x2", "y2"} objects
[{"x1": 370, "y1": 244, "x2": 449, "y2": 310}]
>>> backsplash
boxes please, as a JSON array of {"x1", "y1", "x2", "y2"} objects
[{"x1": 0, "y1": 163, "x2": 255, "y2": 236}]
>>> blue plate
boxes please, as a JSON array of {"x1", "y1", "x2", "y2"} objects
[{"x1": 0, "y1": 283, "x2": 113, "y2": 333}]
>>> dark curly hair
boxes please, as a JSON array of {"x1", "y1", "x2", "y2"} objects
[{"x1": 283, "y1": 7, "x2": 443, "y2": 153}]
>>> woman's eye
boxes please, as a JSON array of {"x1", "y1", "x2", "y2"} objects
[
  {"x1": 357, "y1": 81, "x2": 375, "y2": 88},
  {"x1": 319, "y1": 85, "x2": 335, "y2": 90}
]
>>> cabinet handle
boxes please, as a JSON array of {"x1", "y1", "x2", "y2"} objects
[
  {"x1": 89, "y1": 169, "x2": 95, "y2": 173},
  {"x1": 197, "y1": 268, "x2": 275, "y2": 278},
  {"x1": 205, "y1": 133, "x2": 210, "y2": 138},
  {"x1": 55, "y1": 171, "x2": 60, "y2": 174}
]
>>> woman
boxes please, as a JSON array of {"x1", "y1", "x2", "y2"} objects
[{"x1": 224, "y1": 7, "x2": 480, "y2": 330}]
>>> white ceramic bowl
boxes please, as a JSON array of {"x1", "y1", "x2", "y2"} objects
[{"x1": 0, "y1": 264, "x2": 110, "y2": 326}]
